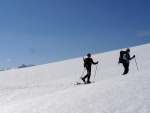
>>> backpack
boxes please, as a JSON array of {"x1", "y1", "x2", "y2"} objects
[
  {"x1": 118, "y1": 50, "x2": 126, "y2": 64},
  {"x1": 83, "y1": 57, "x2": 86, "y2": 67},
  {"x1": 83, "y1": 57, "x2": 89, "y2": 67}
]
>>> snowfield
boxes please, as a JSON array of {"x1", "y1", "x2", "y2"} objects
[{"x1": 0, "y1": 43, "x2": 150, "y2": 113}]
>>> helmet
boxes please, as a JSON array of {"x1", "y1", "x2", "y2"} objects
[{"x1": 87, "y1": 53, "x2": 91, "y2": 56}]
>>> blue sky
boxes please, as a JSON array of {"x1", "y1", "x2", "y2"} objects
[{"x1": 0, "y1": 0, "x2": 150, "y2": 69}]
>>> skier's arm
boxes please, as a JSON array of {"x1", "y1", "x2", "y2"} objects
[
  {"x1": 123, "y1": 54, "x2": 135, "y2": 61},
  {"x1": 129, "y1": 57, "x2": 133, "y2": 60},
  {"x1": 128, "y1": 55, "x2": 135, "y2": 60},
  {"x1": 91, "y1": 59, "x2": 98, "y2": 65},
  {"x1": 131, "y1": 55, "x2": 135, "y2": 60}
]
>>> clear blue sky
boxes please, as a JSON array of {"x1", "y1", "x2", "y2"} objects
[{"x1": 0, "y1": 0, "x2": 150, "y2": 69}]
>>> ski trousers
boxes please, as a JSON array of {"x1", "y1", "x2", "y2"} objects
[
  {"x1": 82, "y1": 66, "x2": 91, "y2": 82},
  {"x1": 122, "y1": 63, "x2": 129, "y2": 74}
]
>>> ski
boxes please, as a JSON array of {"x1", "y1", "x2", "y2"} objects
[{"x1": 75, "y1": 82, "x2": 94, "y2": 85}]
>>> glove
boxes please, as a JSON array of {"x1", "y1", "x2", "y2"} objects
[{"x1": 133, "y1": 55, "x2": 135, "y2": 58}]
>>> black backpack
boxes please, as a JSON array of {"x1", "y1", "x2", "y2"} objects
[
  {"x1": 83, "y1": 57, "x2": 86, "y2": 67},
  {"x1": 118, "y1": 50, "x2": 126, "y2": 64}
]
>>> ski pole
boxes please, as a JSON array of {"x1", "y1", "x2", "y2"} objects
[
  {"x1": 134, "y1": 57, "x2": 139, "y2": 71},
  {"x1": 93, "y1": 64, "x2": 98, "y2": 83},
  {"x1": 77, "y1": 68, "x2": 86, "y2": 84}
]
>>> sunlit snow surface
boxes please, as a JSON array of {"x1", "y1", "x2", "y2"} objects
[{"x1": 0, "y1": 43, "x2": 150, "y2": 113}]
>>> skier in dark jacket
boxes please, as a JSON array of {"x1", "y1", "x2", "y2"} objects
[
  {"x1": 81, "y1": 53, "x2": 98, "y2": 83},
  {"x1": 122, "y1": 48, "x2": 135, "y2": 75}
]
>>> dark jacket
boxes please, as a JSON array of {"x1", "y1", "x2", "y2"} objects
[{"x1": 84, "y1": 58, "x2": 97, "y2": 67}]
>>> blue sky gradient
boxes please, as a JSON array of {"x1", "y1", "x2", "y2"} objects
[{"x1": 0, "y1": 0, "x2": 150, "y2": 69}]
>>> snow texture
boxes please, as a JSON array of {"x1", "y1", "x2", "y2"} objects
[{"x1": 0, "y1": 43, "x2": 150, "y2": 113}]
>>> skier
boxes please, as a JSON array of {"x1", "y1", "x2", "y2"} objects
[
  {"x1": 122, "y1": 48, "x2": 135, "y2": 75},
  {"x1": 81, "y1": 53, "x2": 98, "y2": 83}
]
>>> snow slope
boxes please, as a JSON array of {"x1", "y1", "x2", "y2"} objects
[{"x1": 0, "y1": 43, "x2": 150, "y2": 113}]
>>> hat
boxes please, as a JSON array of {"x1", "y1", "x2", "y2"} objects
[
  {"x1": 87, "y1": 53, "x2": 91, "y2": 56},
  {"x1": 126, "y1": 48, "x2": 130, "y2": 52}
]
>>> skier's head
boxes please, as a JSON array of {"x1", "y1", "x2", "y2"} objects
[
  {"x1": 87, "y1": 53, "x2": 91, "y2": 58},
  {"x1": 126, "y1": 48, "x2": 130, "y2": 53}
]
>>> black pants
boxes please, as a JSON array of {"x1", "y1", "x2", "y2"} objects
[
  {"x1": 82, "y1": 67, "x2": 91, "y2": 82},
  {"x1": 122, "y1": 63, "x2": 129, "y2": 75}
]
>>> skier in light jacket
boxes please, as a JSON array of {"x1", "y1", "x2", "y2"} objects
[{"x1": 122, "y1": 48, "x2": 135, "y2": 75}]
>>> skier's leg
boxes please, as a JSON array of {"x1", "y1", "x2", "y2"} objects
[
  {"x1": 122, "y1": 63, "x2": 126, "y2": 75},
  {"x1": 87, "y1": 68, "x2": 91, "y2": 83},
  {"x1": 126, "y1": 63, "x2": 129, "y2": 74},
  {"x1": 123, "y1": 63, "x2": 129, "y2": 75},
  {"x1": 81, "y1": 68, "x2": 88, "y2": 83}
]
